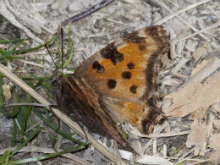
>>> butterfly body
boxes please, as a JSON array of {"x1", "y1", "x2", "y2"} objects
[{"x1": 53, "y1": 25, "x2": 170, "y2": 150}]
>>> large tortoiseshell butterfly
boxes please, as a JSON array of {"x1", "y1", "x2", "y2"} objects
[{"x1": 53, "y1": 25, "x2": 170, "y2": 150}]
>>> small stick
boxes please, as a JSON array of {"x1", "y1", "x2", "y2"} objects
[
  {"x1": 44, "y1": 42, "x2": 57, "y2": 69},
  {"x1": 60, "y1": 27, "x2": 64, "y2": 76},
  {"x1": 61, "y1": 0, "x2": 116, "y2": 26}
]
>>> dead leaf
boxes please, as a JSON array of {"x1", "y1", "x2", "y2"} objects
[
  {"x1": 213, "y1": 120, "x2": 220, "y2": 130},
  {"x1": 208, "y1": 133, "x2": 220, "y2": 163},
  {"x1": 163, "y1": 71, "x2": 220, "y2": 118},
  {"x1": 192, "y1": 43, "x2": 208, "y2": 62},
  {"x1": 209, "y1": 103, "x2": 220, "y2": 117},
  {"x1": 191, "y1": 56, "x2": 211, "y2": 77},
  {"x1": 186, "y1": 120, "x2": 209, "y2": 156},
  {"x1": 189, "y1": 107, "x2": 206, "y2": 120}
]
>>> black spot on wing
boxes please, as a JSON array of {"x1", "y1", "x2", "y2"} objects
[
  {"x1": 122, "y1": 71, "x2": 131, "y2": 79},
  {"x1": 107, "y1": 79, "x2": 117, "y2": 89},
  {"x1": 130, "y1": 85, "x2": 137, "y2": 94},
  {"x1": 100, "y1": 43, "x2": 124, "y2": 65},
  {"x1": 92, "y1": 61, "x2": 105, "y2": 73},
  {"x1": 127, "y1": 62, "x2": 135, "y2": 69}
]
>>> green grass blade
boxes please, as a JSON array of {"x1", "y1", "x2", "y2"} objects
[
  {"x1": 20, "y1": 94, "x2": 32, "y2": 135},
  {"x1": 0, "y1": 38, "x2": 29, "y2": 44},
  {"x1": 11, "y1": 127, "x2": 41, "y2": 155},
  {"x1": 0, "y1": 36, "x2": 57, "y2": 60},
  {"x1": 11, "y1": 119, "x2": 17, "y2": 147},
  {"x1": 55, "y1": 42, "x2": 62, "y2": 68},
  {"x1": 5, "y1": 148, "x2": 10, "y2": 165},
  {"x1": 8, "y1": 143, "x2": 87, "y2": 165},
  {"x1": 32, "y1": 107, "x2": 85, "y2": 145},
  {"x1": 9, "y1": 42, "x2": 25, "y2": 51},
  {"x1": 0, "y1": 78, "x2": 4, "y2": 112},
  {"x1": 18, "y1": 75, "x2": 51, "y2": 81},
  {"x1": 3, "y1": 89, "x2": 21, "y2": 118},
  {"x1": 63, "y1": 27, "x2": 73, "y2": 68},
  {"x1": 0, "y1": 149, "x2": 10, "y2": 164}
]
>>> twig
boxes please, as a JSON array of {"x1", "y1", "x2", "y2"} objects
[
  {"x1": 182, "y1": 54, "x2": 220, "y2": 88},
  {"x1": 5, "y1": 103, "x2": 47, "y2": 107},
  {"x1": 155, "y1": 0, "x2": 211, "y2": 25},
  {"x1": 61, "y1": 0, "x2": 116, "y2": 26},
  {"x1": 139, "y1": 131, "x2": 190, "y2": 138},
  {"x1": 15, "y1": 59, "x2": 73, "y2": 74},
  {"x1": 173, "y1": 158, "x2": 211, "y2": 165},
  {"x1": 172, "y1": 21, "x2": 220, "y2": 44}
]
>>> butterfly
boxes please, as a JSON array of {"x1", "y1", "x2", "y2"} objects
[{"x1": 52, "y1": 25, "x2": 170, "y2": 150}]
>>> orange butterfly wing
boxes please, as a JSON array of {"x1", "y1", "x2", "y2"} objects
[
  {"x1": 78, "y1": 25, "x2": 169, "y2": 131},
  {"x1": 54, "y1": 25, "x2": 169, "y2": 150}
]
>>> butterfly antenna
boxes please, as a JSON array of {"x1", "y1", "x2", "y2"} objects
[
  {"x1": 44, "y1": 42, "x2": 58, "y2": 77},
  {"x1": 61, "y1": 27, "x2": 64, "y2": 77}
]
